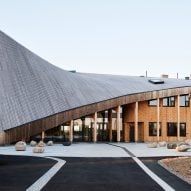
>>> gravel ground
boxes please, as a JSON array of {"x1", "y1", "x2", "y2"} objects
[{"x1": 159, "y1": 157, "x2": 191, "y2": 185}]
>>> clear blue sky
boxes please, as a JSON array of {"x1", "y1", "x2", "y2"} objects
[{"x1": 0, "y1": 0, "x2": 191, "y2": 78}]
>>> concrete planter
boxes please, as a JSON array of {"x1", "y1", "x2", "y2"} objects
[
  {"x1": 38, "y1": 141, "x2": 45, "y2": 147},
  {"x1": 159, "y1": 141, "x2": 166, "y2": 147},
  {"x1": 47, "y1": 141, "x2": 54, "y2": 146},
  {"x1": 15, "y1": 141, "x2": 26, "y2": 151},
  {"x1": 167, "y1": 143, "x2": 177, "y2": 149},
  {"x1": 30, "y1": 140, "x2": 37, "y2": 147},
  {"x1": 176, "y1": 145, "x2": 191, "y2": 152},
  {"x1": 33, "y1": 146, "x2": 45, "y2": 153},
  {"x1": 147, "y1": 142, "x2": 157, "y2": 148}
]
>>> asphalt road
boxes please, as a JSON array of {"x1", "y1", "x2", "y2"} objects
[
  {"x1": 0, "y1": 155, "x2": 191, "y2": 191},
  {"x1": 141, "y1": 157, "x2": 191, "y2": 191},
  {"x1": 0, "y1": 155, "x2": 55, "y2": 191},
  {"x1": 43, "y1": 157, "x2": 163, "y2": 191}
]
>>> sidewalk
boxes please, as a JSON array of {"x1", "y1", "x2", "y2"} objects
[
  {"x1": 0, "y1": 143, "x2": 128, "y2": 157},
  {"x1": 0, "y1": 143, "x2": 191, "y2": 157}
]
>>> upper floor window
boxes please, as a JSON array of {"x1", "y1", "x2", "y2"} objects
[
  {"x1": 180, "y1": 95, "x2": 190, "y2": 107},
  {"x1": 163, "y1": 96, "x2": 175, "y2": 107},
  {"x1": 148, "y1": 99, "x2": 157, "y2": 106}
]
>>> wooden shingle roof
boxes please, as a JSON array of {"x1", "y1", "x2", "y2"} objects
[{"x1": 1, "y1": 30, "x2": 191, "y2": 131}]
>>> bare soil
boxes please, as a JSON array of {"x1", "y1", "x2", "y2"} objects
[{"x1": 159, "y1": 157, "x2": 191, "y2": 184}]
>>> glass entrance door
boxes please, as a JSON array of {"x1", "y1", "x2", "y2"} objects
[
  {"x1": 97, "y1": 122, "x2": 109, "y2": 142},
  {"x1": 129, "y1": 123, "x2": 135, "y2": 142}
]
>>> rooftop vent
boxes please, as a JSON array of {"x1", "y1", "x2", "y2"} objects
[
  {"x1": 185, "y1": 77, "x2": 190, "y2": 80},
  {"x1": 69, "y1": 70, "x2": 76, "y2": 73},
  {"x1": 148, "y1": 79, "x2": 164, "y2": 84},
  {"x1": 161, "y1": 74, "x2": 168, "y2": 78}
]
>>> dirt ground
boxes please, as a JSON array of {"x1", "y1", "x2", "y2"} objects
[{"x1": 159, "y1": 157, "x2": 191, "y2": 185}]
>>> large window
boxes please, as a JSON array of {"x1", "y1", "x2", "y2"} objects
[
  {"x1": 180, "y1": 95, "x2": 190, "y2": 107},
  {"x1": 149, "y1": 122, "x2": 161, "y2": 136},
  {"x1": 180, "y1": 123, "x2": 186, "y2": 137},
  {"x1": 148, "y1": 99, "x2": 157, "y2": 106},
  {"x1": 167, "y1": 122, "x2": 186, "y2": 137},
  {"x1": 163, "y1": 96, "x2": 175, "y2": 107},
  {"x1": 167, "y1": 123, "x2": 177, "y2": 136}
]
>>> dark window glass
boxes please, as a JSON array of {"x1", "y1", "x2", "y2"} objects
[
  {"x1": 180, "y1": 123, "x2": 186, "y2": 137},
  {"x1": 148, "y1": 99, "x2": 157, "y2": 106},
  {"x1": 149, "y1": 122, "x2": 161, "y2": 136},
  {"x1": 163, "y1": 97, "x2": 175, "y2": 107},
  {"x1": 167, "y1": 123, "x2": 177, "y2": 136},
  {"x1": 180, "y1": 95, "x2": 190, "y2": 107}
]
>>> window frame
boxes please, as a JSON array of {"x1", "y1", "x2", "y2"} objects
[
  {"x1": 148, "y1": 99, "x2": 157, "y2": 107},
  {"x1": 180, "y1": 95, "x2": 190, "y2": 107},
  {"x1": 163, "y1": 96, "x2": 175, "y2": 107},
  {"x1": 180, "y1": 123, "x2": 186, "y2": 137},
  {"x1": 149, "y1": 122, "x2": 162, "y2": 136},
  {"x1": 167, "y1": 122, "x2": 177, "y2": 136}
]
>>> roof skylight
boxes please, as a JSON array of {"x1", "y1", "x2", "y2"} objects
[{"x1": 148, "y1": 79, "x2": 164, "y2": 84}]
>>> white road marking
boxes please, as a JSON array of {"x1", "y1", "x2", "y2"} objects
[
  {"x1": 132, "y1": 157, "x2": 175, "y2": 191},
  {"x1": 26, "y1": 157, "x2": 66, "y2": 191},
  {"x1": 109, "y1": 143, "x2": 175, "y2": 191}
]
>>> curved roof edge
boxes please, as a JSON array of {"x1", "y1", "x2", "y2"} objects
[{"x1": 1, "y1": 30, "x2": 191, "y2": 131}]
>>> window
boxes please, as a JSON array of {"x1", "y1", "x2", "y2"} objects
[
  {"x1": 148, "y1": 99, "x2": 157, "y2": 106},
  {"x1": 180, "y1": 123, "x2": 186, "y2": 137},
  {"x1": 163, "y1": 96, "x2": 175, "y2": 107},
  {"x1": 149, "y1": 122, "x2": 161, "y2": 136},
  {"x1": 180, "y1": 95, "x2": 190, "y2": 107},
  {"x1": 167, "y1": 123, "x2": 177, "y2": 136},
  {"x1": 167, "y1": 122, "x2": 186, "y2": 137}
]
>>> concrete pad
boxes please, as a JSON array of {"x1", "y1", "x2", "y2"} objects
[
  {"x1": 0, "y1": 143, "x2": 129, "y2": 157},
  {"x1": 1, "y1": 143, "x2": 191, "y2": 158},
  {"x1": 113, "y1": 143, "x2": 191, "y2": 157}
]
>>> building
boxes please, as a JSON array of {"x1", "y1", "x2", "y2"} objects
[{"x1": 0, "y1": 30, "x2": 191, "y2": 145}]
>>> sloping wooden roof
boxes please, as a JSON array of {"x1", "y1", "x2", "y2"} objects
[{"x1": 1, "y1": 30, "x2": 191, "y2": 131}]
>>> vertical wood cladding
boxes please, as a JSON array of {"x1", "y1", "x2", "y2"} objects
[
  {"x1": 4, "y1": 87, "x2": 191, "y2": 144},
  {"x1": 123, "y1": 95, "x2": 191, "y2": 142}
]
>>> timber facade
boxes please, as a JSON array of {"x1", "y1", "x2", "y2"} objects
[{"x1": 0, "y1": 30, "x2": 191, "y2": 144}]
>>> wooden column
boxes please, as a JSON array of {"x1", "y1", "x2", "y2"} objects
[
  {"x1": 102, "y1": 112, "x2": 105, "y2": 141},
  {"x1": 93, "y1": 112, "x2": 97, "y2": 143},
  {"x1": 108, "y1": 109, "x2": 113, "y2": 142},
  {"x1": 69, "y1": 120, "x2": 73, "y2": 143},
  {"x1": 134, "y1": 102, "x2": 138, "y2": 142},
  {"x1": 41, "y1": 131, "x2": 45, "y2": 141},
  {"x1": 116, "y1": 105, "x2": 121, "y2": 142},
  {"x1": 177, "y1": 95, "x2": 180, "y2": 141},
  {"x1": 0, "y1": 132, "x2": 5, "y2": 145},
  {"x1": 157, "y1": 98, "x2": 160, "y2": 142},
  {"x1": 81, "y1": 117, "x2": 85, "y2": 141}
]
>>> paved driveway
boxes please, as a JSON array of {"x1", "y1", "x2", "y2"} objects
[
  {"x1": 0, "y1": 143, "x2": 191, "y2": 190},
  {"x1": 42, "y1": 157, "x2": 163, "y2": 191},
  {"x1": 0, "y1": 155, "x2": 190, "y2": 191},
  {"x1": 0, "y1": 155, "x2": 55, "y2": 191}
]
